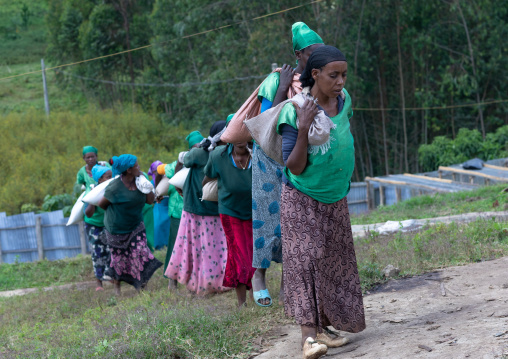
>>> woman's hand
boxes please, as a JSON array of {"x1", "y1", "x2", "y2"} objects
[
  {"x1": 146, "y1": 192, "x2": 155, "y2": 205},
  {"x1": 272, "y1": 64, "x2": 296, "y2": 107},
  {"x1": 202, "y1": 175, "x2": 214, "y2": 187},
  {"x1": 279, "y1": 64, "x2": 295, "y2": 90},
  {"x1": 294, "y1": 98, "x2": 318, "y2": 132}
]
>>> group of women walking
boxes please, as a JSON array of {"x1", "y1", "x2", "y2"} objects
[{"x1": 76, "y1": 21, "x2": 365, "y2": 359}]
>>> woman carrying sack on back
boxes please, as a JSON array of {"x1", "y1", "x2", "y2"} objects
[
  {"x1": 98, "y1": 154, "x2": 162, "y2": 295},
  {"x1": 203, "y1": 140, "x2": 255, "y2": 308},
  {"x1": 83, "y1": 165, "x2": 113, "y2": 292},
  {"x1": 164, "y1": 123, "x2": 230, "y2": 295},
  {"x1": 276, "y1": 46, "x2": 365, "y2": 358},
  {"x1": 222, "y1": 22, "x2": 324, "y2": 307}
]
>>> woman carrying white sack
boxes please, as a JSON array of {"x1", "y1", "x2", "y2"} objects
[{"x1": 98, "y1": 154, "x2": 162, "y2": 294}]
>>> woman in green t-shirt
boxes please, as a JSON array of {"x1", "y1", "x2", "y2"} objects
[
  {"x1": 203, "y1": 141, "x2": 255, "y2": 308},
  {"x1": 99, "y1": 154, "x2": 162, "y2": 295},
  {"x1": 276, "y1": 46, "x2": 366, "y2": 359},
  {"x1": 83, "y1": 165, "x2": 112, "y2": 292},
  {"x1": 76, "y1": 146, "x2": 99, "y2": 192}
]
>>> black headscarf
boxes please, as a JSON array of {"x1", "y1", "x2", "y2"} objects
[
  {"x1": 200, "y1": 120, "x2": 227, "y2": 151},
  {"x1": 299, "y1": 45, "x2": 347, "y2": 88}
]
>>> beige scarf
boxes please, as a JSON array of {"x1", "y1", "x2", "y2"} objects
[{"x1": 244, "y1": 88, "x2": 344, "y2": 165}]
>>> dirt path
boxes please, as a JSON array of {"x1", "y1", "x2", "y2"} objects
[{"x1": 255, "y1": 256, "x2": 508, "y2": 359}]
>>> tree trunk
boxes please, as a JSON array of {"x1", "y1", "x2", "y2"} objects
[
  {"x1": 396, "y1": 10, "x2": 409, "y2": 172},
  {"x1": 456, "y1": 0, "x2": 485, "y2": 138},
  {"x1": 377, "y1": 68, "x2": 390, "y2": 175}
]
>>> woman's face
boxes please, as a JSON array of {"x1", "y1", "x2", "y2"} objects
[
  {"x1": 234, "y1": 142, "x2": 249, "y2": 151},
  {"x1": 98, "y1": 170, "x2": 112, "y2": 184},
  {"x1": 83, "y1": 152, "x2": 98, "y2": 168},
  {"x1": 127, "y1": 161, "x2": 142, "y2": 177},
  {"x1": 312, "y1": 61, "x2": 348, "y2": 99},
  {"x1": 296, "y1": 44, "x2": 323, "y2": 69}
]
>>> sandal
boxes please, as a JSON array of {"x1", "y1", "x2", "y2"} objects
[
  {"x1": 253, "y1": 288, "x2": 273, "y2": 307},
  {"x1": 316, "y1": 331, "x2": 349, "y2": 348},
  {"x1": 95, "y1": 286, "x2": 104, "y2": 292}
]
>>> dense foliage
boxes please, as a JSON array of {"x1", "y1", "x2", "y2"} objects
[
  {"x1": 0, "y1": 108, "x2": 188, "y2": 214},
  {"x1": 42, "y1": 0, "x2": 508, "y2": 179},
  {"x1": 1, "y1": 0, "x2": 508, "y2": 214}
]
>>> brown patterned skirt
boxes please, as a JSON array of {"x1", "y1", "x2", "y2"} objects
[{"x1": 281, "y1": 185, "x2": 366, "y2": 333}]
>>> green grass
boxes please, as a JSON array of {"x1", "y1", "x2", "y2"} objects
[
  {"x1": 1, "y1": 219, "x2": 507, "y2": 358},
  {"x1": 0, "y1": 250, "x2": 167, "y2": 292},
  {"x1": 351, "y1": 183, "x2": 508, "y2": 225}
]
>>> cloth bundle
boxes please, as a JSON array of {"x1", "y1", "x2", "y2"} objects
[{"x1": 220, "y1": 68, "x2": 303, "y2": 143}]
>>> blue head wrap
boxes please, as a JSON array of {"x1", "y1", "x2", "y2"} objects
[
  {"x1": 91, "y1": 165, "x2": 112, "y2": 182},
  {"x1": 110, "y1": 154, "x2": 137, "y2": 177}
]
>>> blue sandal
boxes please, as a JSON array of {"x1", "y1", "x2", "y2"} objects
[{"x1": 253, "y1": 288, "x2": 273, "y2": 307}]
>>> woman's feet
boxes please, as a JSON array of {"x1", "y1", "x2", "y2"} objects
[
  {"x1": 113, "y1": 280, "x2": 121, "y2": 295},
  {"x1": 168, "y1": 279, "x2": 178, "y2": 290},
  {"x1": 316, "y1": 332, "x2": 349, "y2": 348},
  {"x1": 252, "y1": 269, "x2": 271, "y2": 306},
  {"x1": 302, "y1": 337, "x2": 327, "y2": 359},
  {"x1": 95, "y1": 279, "x2": 104, "y2": 292}
]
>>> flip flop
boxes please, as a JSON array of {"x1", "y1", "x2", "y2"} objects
[
  {"x1": 253, "y1": 288, "x2": 273, "y2": 307},
  {"x1": 95, "y1": 286, "x2": 104, "y2": 292}
]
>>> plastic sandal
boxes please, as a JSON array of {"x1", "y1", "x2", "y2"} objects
[
  {"x1": 253, "y1": 288, "x2": 273, "y2": 307},
  {"x1": 95, "y1": 286, "x2": 104, "y2": 292}
]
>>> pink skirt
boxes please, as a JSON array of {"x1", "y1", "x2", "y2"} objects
[
  {"x1": 164, "y1": 210, "x2": 230, "y2": 295},
  {"x1": 220, "y1": 214, "x2": 256, "y2": 289}
]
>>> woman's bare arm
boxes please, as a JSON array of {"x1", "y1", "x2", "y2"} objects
[{"x1": 98, "y1": 197, "x2": 111, "y2": 210}]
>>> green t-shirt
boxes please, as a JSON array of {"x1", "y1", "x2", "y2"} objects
[
  {"x1": 164, "y1": 161, "x2": 184, "y2": 219},
  {"x1": 276, "y1": 88, "x2": 355, "y2": 204},
  {"x1": 76, "y1": 166, "x2": 97, "y2": 191},
  {"x1": 258, "y1": 72, "x2": 280, "y2": 103},
  {"x1": 204, "y1": 145, "x2": 252, "y2": 220},
  {"x1": 84, "y1": 203, "x2": 105, "y2": 227},
  {"x1": 103, "y1": 177, "x2": 147, "y2": 234},
  {"x1": 183, "y1": 148, "x2": 219, "y2": 216}
]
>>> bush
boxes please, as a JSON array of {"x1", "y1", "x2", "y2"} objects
[
  {"x1": 0, "y1": 107, "x2": 191, "y2": 215},
  {"x1": 418, "y1": 125, "x2": 508, "y2": 171}
]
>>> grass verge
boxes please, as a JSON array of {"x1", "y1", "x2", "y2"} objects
[
  {"x1": 351, "y1": 183, "x2": 508, "y2": 225},
  {"x1": 0, "y1": 219, "x2": 507, "y2": 358}
]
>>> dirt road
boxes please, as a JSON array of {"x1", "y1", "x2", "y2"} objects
[{"x1": 255, "y1": 256, "x2": 508, "y2": 359}]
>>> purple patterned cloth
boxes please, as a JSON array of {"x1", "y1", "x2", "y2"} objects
[{"x1": 281, "y1": 185, "x2": 366, "y2": 333}]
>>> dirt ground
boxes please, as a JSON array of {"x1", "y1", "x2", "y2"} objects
[{"x1": 254, "y1": 256, "x2": 508, "y2": 359}]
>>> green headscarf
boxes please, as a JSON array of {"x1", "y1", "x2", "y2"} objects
[
  {"x1": 226, "y1": 113, "x2": 235, "y2": 126},
  {"x1": 186, "y1": 131, "x2": 204, "y2": 149},
  {"x1": 292, "y1": 22, "x2": 324, "y2": 53},
  {"x1": 82, "y1": 146, "x2": 98, "y2": 156}
]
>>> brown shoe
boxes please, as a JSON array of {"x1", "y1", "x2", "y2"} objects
[
  {"x1": 302, "y1": 337, "x2": 327, "y2": 359},
  {"x1": 316, "y1": 332, "x2": 349, "y2": 348}
]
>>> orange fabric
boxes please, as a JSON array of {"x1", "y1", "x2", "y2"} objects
[
  {"x1": 157, "y1": 164, "x2": 167, "y2": 175},
  {"x1": 221, "y1": 69, "x2": 302, "y2": 143}
]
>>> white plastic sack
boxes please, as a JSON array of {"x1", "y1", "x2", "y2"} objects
[
  {"x1": 168, "y1": 167, "x2": 190, "y2": 189},
  {"x1": 202, "y1": 179, "x2": 218, "y2": 201},
  {"x1": 66, "y1": 191, "x2": 86, "y2": 226},
  {"x1": 82, "y1": 177, "x2": 115, "y2": 205},
  {"x1": 136, "y1": 175, "x2": 154, "y2": 194},
  {"x1": 156, "y1": 177, "x2": 170, "y2": 197}
]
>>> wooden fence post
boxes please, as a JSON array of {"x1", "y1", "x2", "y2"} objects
[
  {"x1": 36, "y1": 217, "x2": 44, "y2": 260},
  {"x1": 379, "y1": 185, "x2": 385, "y2": 206},
  {"x1": 0, "y1": 230, "x2": 3, "y2": 265},
  {"x1": 365, "y1": 181, "x2": 372, "y2": 210},
  {"x1": 395, "y1": 187, "x2": 402, "y2": 203},
  {"x1": 78, "y1": 221, "x2": 87, "y2": 255}
]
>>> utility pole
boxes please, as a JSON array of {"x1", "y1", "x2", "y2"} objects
[{"x1": 41, "y1": 58, "x2": 50, "y2": 117}]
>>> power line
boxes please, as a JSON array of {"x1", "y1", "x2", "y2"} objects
[
  {"x1": 0, "y1": 0, "x2": 324, "y2": 82},
  {"x1": 57, "y1": 70, "x2": 268, "y2": 87},
  {"x1": 59, "y1": 69, "x2": 508, "y2": 110},
  {"x1": 353, "y1": 99, "x2": 508, "y2": 111}
]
